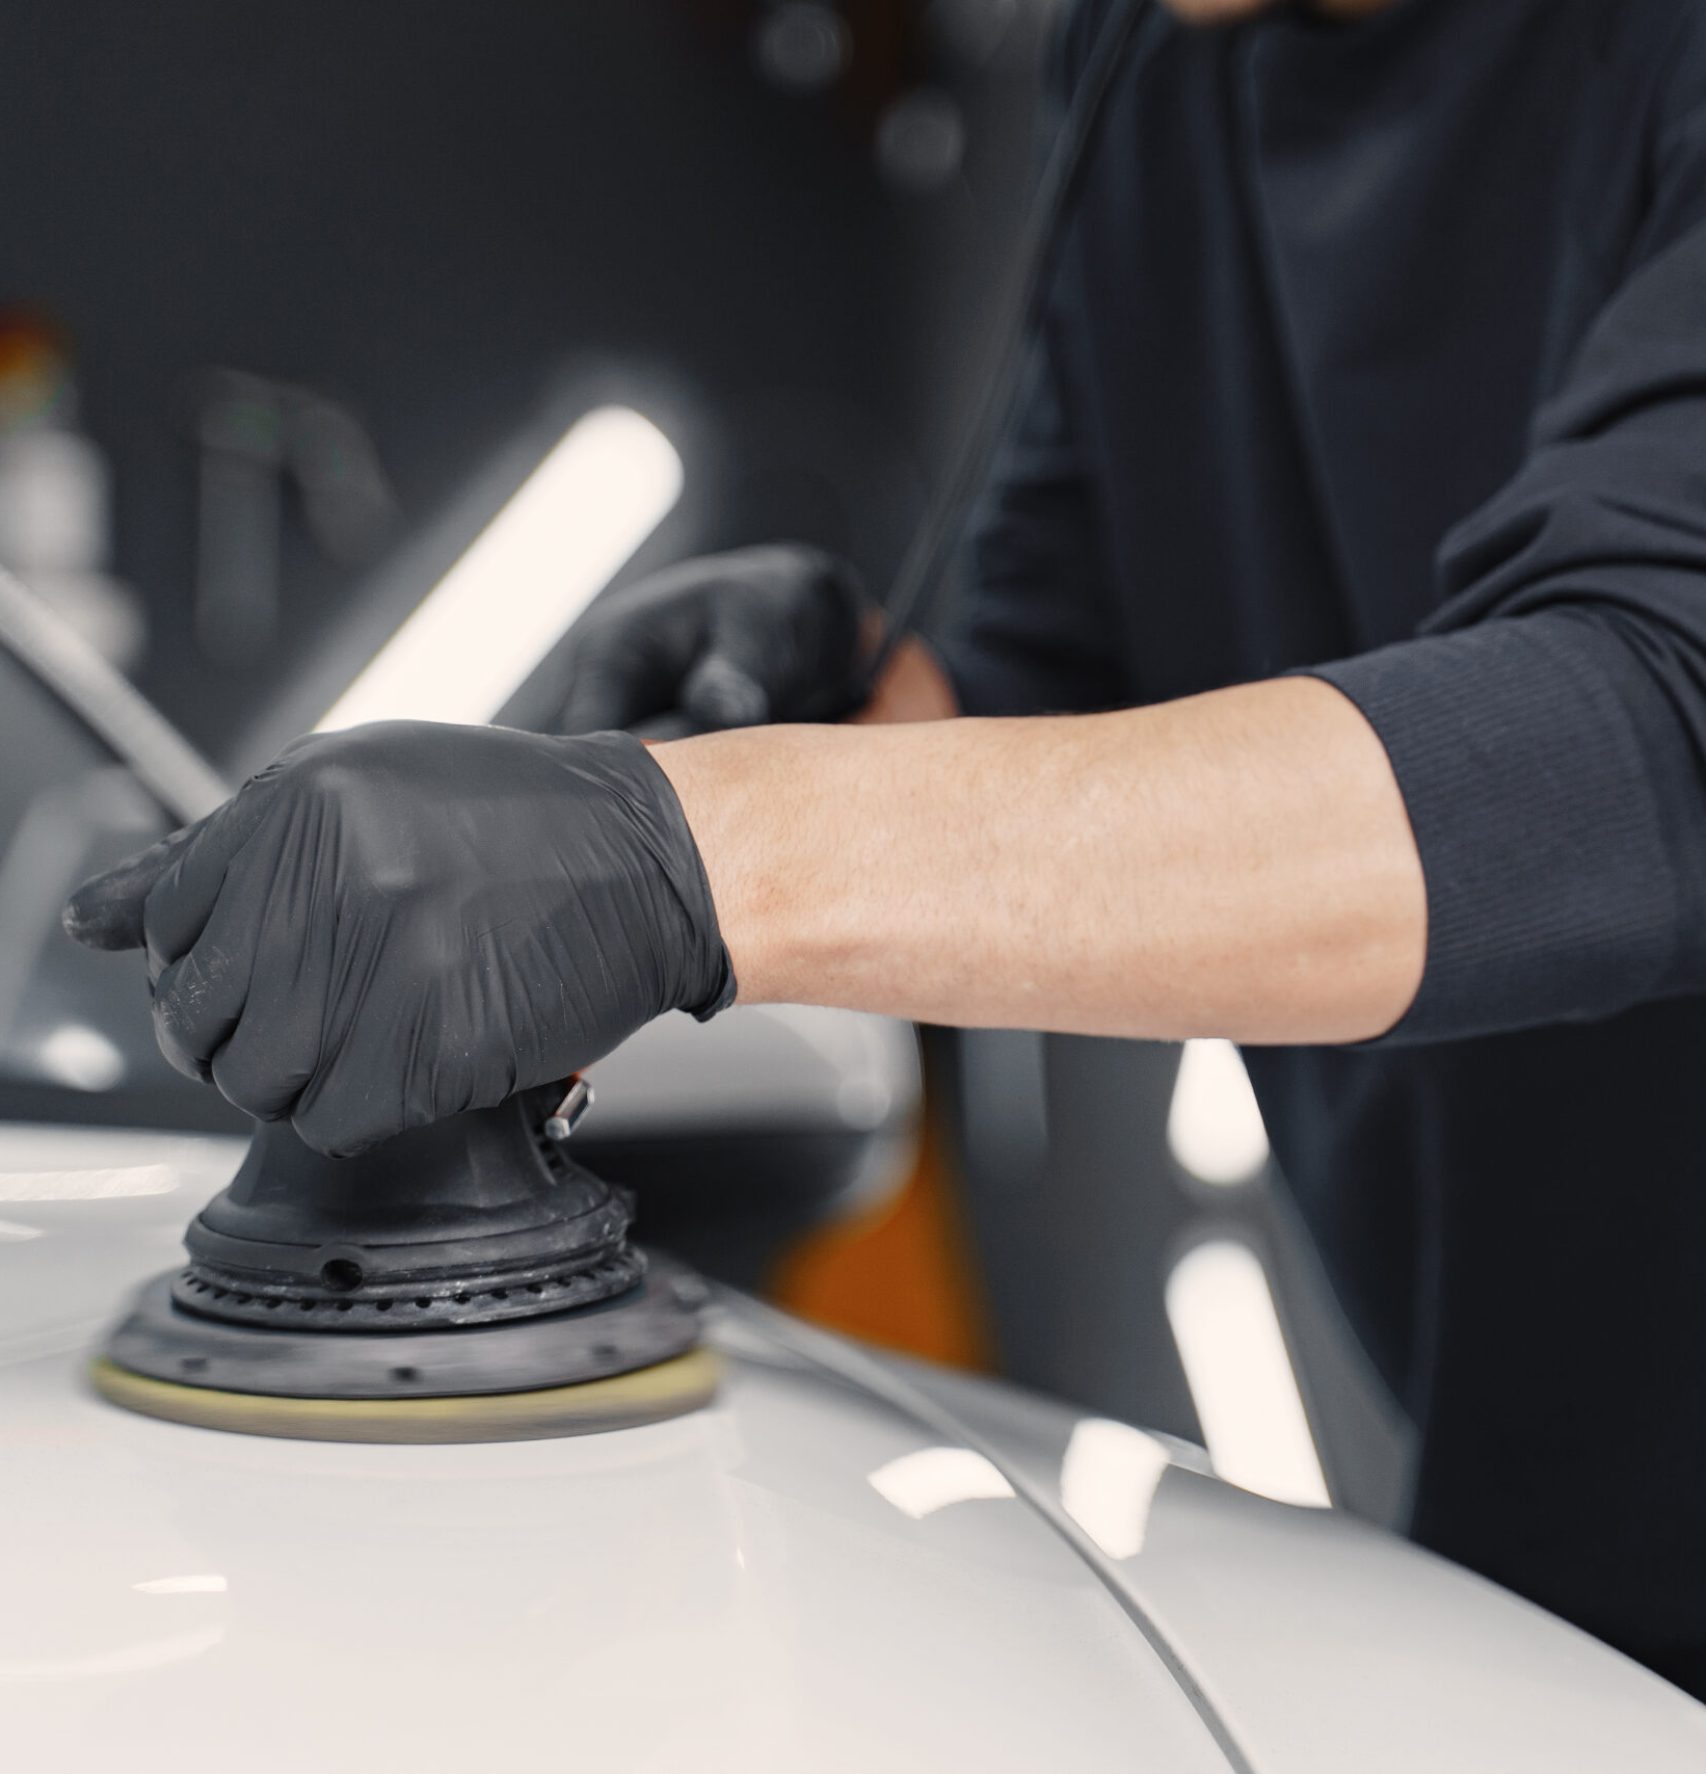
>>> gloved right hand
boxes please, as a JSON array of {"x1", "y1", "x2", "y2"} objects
[{"x1": 551, "y1": 543, "x2": 873, "y2": 735}]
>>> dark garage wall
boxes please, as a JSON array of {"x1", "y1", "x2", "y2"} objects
[{"x1": 2, "y1": 0, "x2": 1047, "y2": 756}]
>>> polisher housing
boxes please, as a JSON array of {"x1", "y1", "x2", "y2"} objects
[{"x1": 94, "y1": 1087, "x2": 718, "y2": 1442}]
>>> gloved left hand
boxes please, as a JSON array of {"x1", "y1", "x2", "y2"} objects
[{"x1": 61, "y1": 722, "x2": 734, "y2": 1156}]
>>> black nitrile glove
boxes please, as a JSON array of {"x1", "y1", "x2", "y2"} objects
[
  {"x1": 553, "y1": 543, "x2": 872, "y2": 735},
  {"x1": 62, "y1": 722, "x2": 734, "y2": 1156}
]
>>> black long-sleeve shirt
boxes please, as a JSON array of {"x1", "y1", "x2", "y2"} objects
[{"x1": 939, "y1": 0, "x2": 1706, "y2": 1683}]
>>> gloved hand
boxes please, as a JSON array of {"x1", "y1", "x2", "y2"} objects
[
  {"x1": 62, "y1": 722, "x2": 734, "y2": 1156},
  {"x1": 553, "y1": 542, "x2": 872, "y2": 735}
]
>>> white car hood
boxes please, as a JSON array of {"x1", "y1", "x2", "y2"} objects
[
  {"x1": 2, "y1": 1125, "x2": 1222, "y2": 1774},
  {"x1": 6, "y1": 1123, "x2": 1706, "y2": 1774}
]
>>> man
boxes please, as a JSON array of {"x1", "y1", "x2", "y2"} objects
[{"x1": 67, "y1": 0, "x2": 1706, "y2": 1694}]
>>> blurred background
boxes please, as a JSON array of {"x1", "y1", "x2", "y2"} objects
[{"x1": 1, "y1": 0, "x2": 1407, "y2": 1527}]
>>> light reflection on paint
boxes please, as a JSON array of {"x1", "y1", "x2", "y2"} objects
[
  {"x1": 1167, "y1": 1039, "x2": 1269, "y2": 1186},
  {"x1": 868, "y1": 1446, "x2": 1015, "y2": 1520},
  {"x1": 0, "y1": 1166, "x2": 179, "y2": 1203},
  {"x1": 1165, "y1": 1240, "x2": 1330, "y2": 1508},
  {"x1": 1060, "y1": 1419, "x2": 1172, "y2": 1560},
  {"x1": 133, "y1": 1574, "x2": 228, "y2": 1596}
]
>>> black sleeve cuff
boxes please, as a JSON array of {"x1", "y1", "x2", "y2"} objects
[{"x1": 1300, "y1": 612, "x2": 1680, "y2": 1044}]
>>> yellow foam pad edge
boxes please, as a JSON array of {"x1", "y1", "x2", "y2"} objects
[{"x1": 90, "y1": 1347, "x2": 721, "y2": 1445}]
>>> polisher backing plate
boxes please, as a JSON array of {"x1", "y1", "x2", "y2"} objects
[
  {"x1": 93, "y1": 1255, "x2": 719, "y2": 1442},
  {"x1": 88, "y1": 1347, "x2": 722, "y2": 1444}
]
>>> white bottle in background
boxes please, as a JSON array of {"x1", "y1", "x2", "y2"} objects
[{"x1": 0, "y1": 313, "x2": 146, "y2": 670}]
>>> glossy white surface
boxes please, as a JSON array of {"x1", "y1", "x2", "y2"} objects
[
  {"x1": 1, "y1": 1124, "x2": 1221, "y2": 1774},
  {"x1": 8, "y1": 1123, "x2": 1706, "y2": 1773},
  {"x1": 907, "y1": 1360, "x2": 1706, "y2": 1773}
]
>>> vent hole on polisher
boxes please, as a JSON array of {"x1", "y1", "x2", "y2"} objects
[
  {"x1": 390, "y1": 1366, "x2": 420, "y2": 1383},
  {"x1": 320, "y1": 1259, "x2": 365, "y2": 1293}
]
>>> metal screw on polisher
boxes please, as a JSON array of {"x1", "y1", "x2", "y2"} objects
[{"x1": 544, "y1": 1075, "x2": 594, "y2": 1142}]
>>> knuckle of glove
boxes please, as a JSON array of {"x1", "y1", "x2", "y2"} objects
[
  {"x1": 210, "y1": 1030, "x2": 313, "y2": 1123},
  {"x1": 291, "y1": 1087, "x2": 388, "y2": 1161},
  {"x1": 282, "y1": 733, "x2": 379, "y2": 806},
  {"x1": 294, "y1": 1054, "x2": 466, "y2": 1157},
  {"x1": 150, "y1": 980, "x2": 213, "y2": 1083},
  {"x1": 210, "y1": 1055, "x2": 284, "y2": 1122}
]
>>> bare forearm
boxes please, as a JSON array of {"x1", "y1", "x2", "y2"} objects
[{"x1": 655, "y1": 676, "x2": 1426, "y2": 1045}]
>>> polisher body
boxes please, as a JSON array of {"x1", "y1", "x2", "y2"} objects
[{"x1": 93, "y1": 1090, "x2": 719, "y2": 1441}]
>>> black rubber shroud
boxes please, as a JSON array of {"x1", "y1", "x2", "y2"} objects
[
  {"x1": 174, "y1": 1089, "x2": 644, "y2": 1331},
  {"x1": 100, "y1": 1090, "x2": 713, "y2": 1401},
  {"x1": 105, "y1": 1256, "x2": 708, "y2": 1401}
]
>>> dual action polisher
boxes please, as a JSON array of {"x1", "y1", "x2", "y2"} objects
[
  {"x1": 89, "y1": 0, "x2": 1164, "y2": 1452},
  {"x1": 93, "y1": 1081, "x2": 719, "y2": 1443}
]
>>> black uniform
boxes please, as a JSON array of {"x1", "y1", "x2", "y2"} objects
[{"x1": 939, "y1": 0, "x2": 1706, "y2": 1693}]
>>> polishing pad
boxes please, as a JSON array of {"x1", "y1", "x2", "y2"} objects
[
  {"x1": 94, "y1": 1256, "x2": 720, "y2": 1444},
  {"x1": 89, "y1": 1347, "x2": 721, "y2": 1445}
]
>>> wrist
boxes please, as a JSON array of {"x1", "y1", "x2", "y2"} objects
[
  {"x1": 603, "y1": 730, "x2": 737, "y2": 1020},
  {"x1": 651, "y1": 726, "x2": 845, "y2": 1008},
  {"x1": 651, "y1": 730, "x2": 777, "y2": 1007}
]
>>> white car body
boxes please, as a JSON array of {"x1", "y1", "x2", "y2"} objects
[{"x1": 7, "y1": 1121, "x2": 1706, "y2": 1773}]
